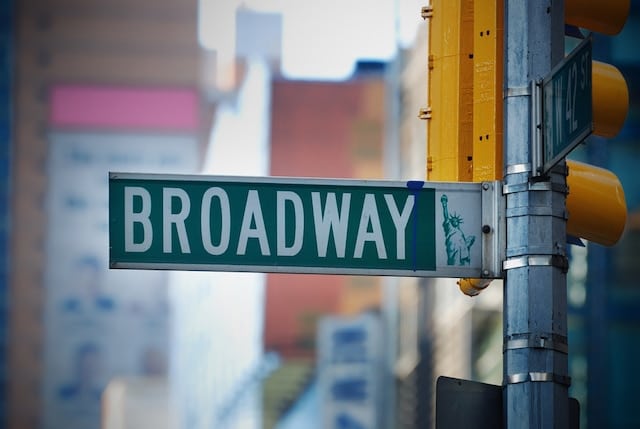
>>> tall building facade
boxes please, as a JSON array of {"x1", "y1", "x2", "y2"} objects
[
  {"x1": 11, "y1": 1, "x2": 205, "y2": 428},
  {"x1": 168, "y1": 9, "x2": 282, "y2": 429},
  {"x1": 169, "y1": 58, "x2": 273, "y2": 429}
]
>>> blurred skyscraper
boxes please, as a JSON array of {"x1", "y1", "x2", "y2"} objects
[
  {"x1": 169, "y1": 58, "x2": 272, "y2": 429},
  {"x1": 235, "y1": 8, "x2": 282, "y2": 72},
  {"x1": 11, "y1": 1, "x2": 206, "y2": 428},
  {"x1": 168, "y1": 8, "x2": 281, "y2": 429}
]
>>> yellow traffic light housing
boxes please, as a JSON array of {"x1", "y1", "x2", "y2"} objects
[
  {"x1": 425, "y1": 0, "x2": 503, "y2": 183},
  {"x1": 424, "y1": 0, "x2": 503, "y2": 296},
  {"x1": 566, "y1": 160, "x2": 627, "y2": 246},
  {"x1": 421, "y1": 0, "x2": 504, "y2": 296},
  {"x1": 561, "y1": 0, "x2": 630, "y2": 246},
  {"x1": 592, "y1": 61, "x2": 629, "y2": 138},
  {"x1": 566, "y1": 0, "x2": 630, "y2": 35},
  {"x1": 472, "y1": 0, "x2": 503, "y2": 182},
  {"x1": 425, "y1": 0, "x2": 474, "y2": 182}
]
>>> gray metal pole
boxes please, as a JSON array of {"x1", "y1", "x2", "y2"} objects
[{"x1": 503, "y1": 1, "x2": 570, "y2": 428}]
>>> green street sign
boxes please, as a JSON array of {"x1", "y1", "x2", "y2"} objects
[
  {"x1": 542, "y1": 37, "x2": 593, "y2": 173},
  {"x1": 109, "y1": 173, "x2": 503, "y2": 278}
]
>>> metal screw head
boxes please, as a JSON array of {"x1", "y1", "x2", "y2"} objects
[{"x1": 482, "y1": 225, "x2": 491, "y2": 234}]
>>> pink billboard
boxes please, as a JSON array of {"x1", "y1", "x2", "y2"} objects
[{"x1": 49, "y1": 85, "x2": 199, "y2": 131}]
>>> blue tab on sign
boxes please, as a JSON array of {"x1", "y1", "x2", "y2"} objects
[{"x1": 406, "y1": 180, "x2": 425, "y2": 271}]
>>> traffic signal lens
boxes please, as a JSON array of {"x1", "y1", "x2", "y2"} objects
[
  {"x1": 566, "y1": 160, "x2": 627, "y2": 246},
  {"x1": 593, "y1": 61, "x2": 629, "y2": 138}
]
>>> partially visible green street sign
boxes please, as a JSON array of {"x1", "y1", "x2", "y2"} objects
[
  {"x1": 542, "y1": 37, "x2": 593, "y2": 173},
  {"x1": 109, "y1": 173, "x2": 504, "y2": 279}
]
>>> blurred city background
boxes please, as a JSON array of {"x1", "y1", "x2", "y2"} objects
[{"x1": 2, "y1": 0, "x2": 640, "y2": 428}]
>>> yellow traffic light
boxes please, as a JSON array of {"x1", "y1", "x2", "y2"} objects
[
  {"x1": 566, "y1": 0, "x2": 629, "y2": 35},
  {"x1": 566, "y1": 160, "x2": 627, "y2": 246},
  {"x1": 593, "y1": 61, "x2": 629, "y2": 138},
  {"x1": 472, "y1": 0, "x2": 503, "y2": 182},
  {"x1": 425, "y1": 0, "x2": 503, "y2": 183},
  {"x1": 561, "y1": 0, "x2": 630, "y2": 246},
  {"x1": 424, "y1": 1, "x2": 503, "y2": 296},
  {"x1": 424, "y1": 0, "x2": 474, "y2": 182}
]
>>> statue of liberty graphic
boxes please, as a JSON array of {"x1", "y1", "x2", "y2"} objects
[{"x1": 441, "y1": 194, "x2": 475, "y2": 266}]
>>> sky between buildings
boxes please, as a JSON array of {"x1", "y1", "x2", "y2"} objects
[{"x1": 199, "y1": 0, "x2": 424, "y2": 81}]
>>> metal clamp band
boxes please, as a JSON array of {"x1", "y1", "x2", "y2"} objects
[
  {"x1": 505, "y1": 372, "x2": 571, "y2": 387},
  {"x1": 530, "y1": 181, "x2": 568, "y2": 193},
  {"x1": 506, "y1": 205, "x2": 567, "y2": 218},
  {"x1": 502, "y1": 182, "x2": 528, "y2": 195},
  {"x1": 505, "y1": 163, "x2": 532, "y2": 175},
  {"x1": 529, "y1": 182, "x2": 554, "y2": 192},
  {"x1": 503, "y1": 181, "x2": 568, "y2": 195},
  {"x1": 505, "y1": 86, "x2": 531, "y2": 97},
  {"x1": 507, "y1": 245, "x2": 566, "y2": 259},
  {"x1": 503, "y1": 255, "x2": 568, "y2": 271},
  {"x1": 504, "y1": 333, "x2": 568, "y2": 354}
]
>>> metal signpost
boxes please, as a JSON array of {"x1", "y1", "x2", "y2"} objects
[
  {"x1": 109, "y1": 173, "x2": 504, "y2": 279},
  {"x1": 504, "y1": 1, "x2": 569, "y2": 427},
  {"x1": 541, "y1": 37, "x2": 593, "y2": 174}
]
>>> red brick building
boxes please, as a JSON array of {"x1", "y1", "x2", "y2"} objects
[{"x1": 265, "y1": 75, "x2": 387, "y2": 358}]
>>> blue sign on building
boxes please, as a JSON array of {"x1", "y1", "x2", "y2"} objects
[{"x1": 318, "y1": 313, "x2": 383, "y2": 429}]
